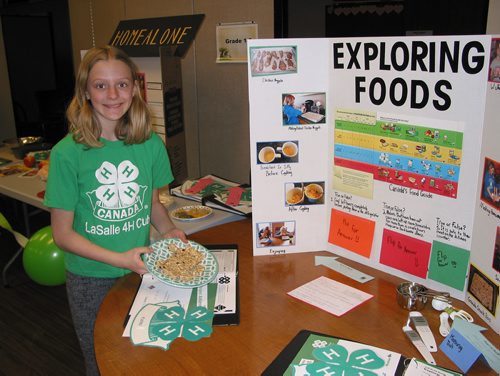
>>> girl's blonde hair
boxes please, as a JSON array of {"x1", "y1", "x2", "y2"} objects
[{"x1": 66, "y1": 45, "x2": 151, "y2": 147}]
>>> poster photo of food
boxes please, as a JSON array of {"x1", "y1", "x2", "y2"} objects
[
  {"x1": 467, "y1": 263, "x2": 498, "y2": 316},
  {"x1": 256, "y1": 221, "x2": 296, "y2": 248},
  {"x1": 480, "y1": 157, "x2": 500, "y2": 210},
  {"x1": 249, "y1": 45, "x2": 297, "y2": 76},
  {"x1": 284, "y1": 181, "x2": 325, "y2": 206},
  {"x1": 256, "y1": 140, "x2": 299, "y2": 164},
  {"x1": 282, "y1": 92, "x2": 326, "y2": 126}
]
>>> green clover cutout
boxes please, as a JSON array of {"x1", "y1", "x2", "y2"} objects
[
  {"x1": 148, "y1": 306, "x2": 184, "y2": 342},
  {"x1": 182, "y1": 306, "x2": 214, "y2": 341},
  {"x1": 148, "y1": 305, "x2": 214, "y2": 343},
  {"x1": 199, "y1": 182, "x2": 227, "y2": 196},
  {"x1": 296, "y1": 344, "x2": 384, "y2": 375}
]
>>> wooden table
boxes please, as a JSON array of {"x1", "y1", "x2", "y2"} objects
[{"x1": 95, "y1": 219, "x2": 498, "y2": 375}]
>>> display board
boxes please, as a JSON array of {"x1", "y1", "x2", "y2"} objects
[{"x1": 248, "y1": 36, "x2": 500, "y2": 333}]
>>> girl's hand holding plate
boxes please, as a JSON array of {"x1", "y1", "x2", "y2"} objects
[
  {"x1": 161, "y1": 227, "x2": 188, "y2": 243},
  {"x1": 123, "y1": 246, "x2": 153, "y2": 275}
]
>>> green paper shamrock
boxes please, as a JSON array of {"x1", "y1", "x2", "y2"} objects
[
  {"x1": 293, "y1": 344, "x2": 385, "y2": 376},
  {"x1": 148, "y1": 305, "x2": 214, "y2": 343}
]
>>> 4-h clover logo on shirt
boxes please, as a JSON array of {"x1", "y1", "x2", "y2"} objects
[
  {"x1": 293, "y1": 343, "x2": 385, "y2": 375},
  {"x1": 95, "y1": 160, "x2": 140, "y2": 208}
]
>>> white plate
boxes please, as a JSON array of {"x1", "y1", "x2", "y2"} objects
[
  {"x1": 170, "y1": 205, "x2": 213, "y2": 221},
  {"x1": 144, "y1": 238, "x2": 218, "y2": 288},
  {"x1": 180, "y1": 180, "x2": 195, "y2": 195}
]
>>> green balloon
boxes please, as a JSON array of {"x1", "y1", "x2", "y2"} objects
[
  {"x1": 22, "y1": 226, "x2": 66, "y2": 286},
  {"x1": 0, "y1": 212, "x2": 13, "y2": 231}
]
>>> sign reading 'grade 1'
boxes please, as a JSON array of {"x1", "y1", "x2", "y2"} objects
[{"x1": 109, "y1": 14, "x2": 204, "y2": 57}]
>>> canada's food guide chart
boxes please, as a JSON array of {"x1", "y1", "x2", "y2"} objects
[{"x1": 248, "y1": 35, "x2": 500, "y2": 333}]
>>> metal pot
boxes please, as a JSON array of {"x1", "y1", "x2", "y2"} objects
[
  {"x1": 3, "y1": 136, "x2": 44, "y2": 149},
  {"x1": 396, "y1": 282, "x2": 428, "y2": 311}
]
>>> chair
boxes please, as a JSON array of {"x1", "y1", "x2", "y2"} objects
[{"x1": 0, "y1": 212, "x2": 28, "y2": 287}]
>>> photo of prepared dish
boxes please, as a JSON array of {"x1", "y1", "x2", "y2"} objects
[
  {"x1": 304, "y1": 183, "x2": 323, "y2": 202},
  {"x1": 250, "y1": 46, "x2": 297, "y2": 76},
  {"x1": 256, "y1": 140, "x2": 299, "y2": 165},
  {"x1": 171, "y1": 205, "x2": 213, "y2": 221},
  {"x1": 286, "y1": 187, "x2": 304, "y2": 205},
  {"x1": 467, "y1": 264, "x2": 498, "y2": 315},
  {"x1": 145, "y1": 238, "x2": 218, "y2": 288},
  {"x1": 285, "y1": 181, "x2": 325, "y2": 206}
]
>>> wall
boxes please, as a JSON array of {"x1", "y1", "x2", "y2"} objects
[
  {"x1": 1, "y1": 1, "x2": 498, "y2": 181},
  {"x1": 67, "y1": 0, "x2": 273, "y2": 184},
  {"x1": 288, "y1": 0, "x2": 329, "y2": 37},
  {"x1": 0, "y1": 17, "x2": 16, "y2": 142},
  {"x1": 487, "y1": 0, "x2": 500, "y2": 34}
]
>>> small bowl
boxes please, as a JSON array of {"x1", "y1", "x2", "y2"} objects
[
  {"x1": 286, "y1": 187, "x2": 304, "y2": 205},
  {"x1": 396, "y1": 282, "x2": 428, "y2": 311},
  {"x1": 170, "y1": 205, "x2": 213, "y2": 221},
  {"x1": 281, "y1": 141, "x2": 298, "y2": 158},
  {"x1": 304, "y1": 183, "x2": 323, "y2": 202},
  {"x1": 19, "y1": 136, "x2": 44, "y2": 145},
  {"x1": 258, "y1": 146, "x2": 277, "y2": 164},
  {"x1": 3, "y1": 136, "x2": 43, "y2": 148}
]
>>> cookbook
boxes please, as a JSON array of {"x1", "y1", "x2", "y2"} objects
[
  {"x1": 262, "y1": 330, "x2": 463, "y2": 376},
  {"x1": 170, "y1": 174, "x2": 252, "y2": 216}
]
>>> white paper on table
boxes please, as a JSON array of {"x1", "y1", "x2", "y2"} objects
[
  {"x1": 122, "y1": 273, "x2": 193, "y2": 337},
  {"x1": 122, "y1": 259, "x2": 238, "y2": 336},
  {"x1": 211, "y1": 249, "x2": 237, "y2": 315},
  {"x1": 404, "y1": 358, "x2": 462, "y2": 376},
  {"x1": 287, "y1": 276, "x2": 373, "y2": 316}
]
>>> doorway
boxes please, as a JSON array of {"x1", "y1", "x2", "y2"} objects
[{"x1": 1, "y1": 0, "x2": 74, "y2": 144}]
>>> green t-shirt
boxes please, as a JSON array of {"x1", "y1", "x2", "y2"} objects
[{"x1": 44, "y1": 132, "x2": 174, "y2": 278}]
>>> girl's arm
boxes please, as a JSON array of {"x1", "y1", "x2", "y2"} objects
[
  {"x1": 150, "y1": 188, "x2": 187, "y2": 241},
  {"x1": 50, "y1": 208, "x2": 150, "y2": 274}
]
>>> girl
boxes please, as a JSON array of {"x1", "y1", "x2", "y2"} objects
[
  {"x1": 44, "y1": 46, "x2": 186, "y2": 375},
  {"x1": 483, "y1": 161, "x2": 500, "y2": 204},
  {"x1": 282, "y1": 94, "x2": 305, "y2": 125}
]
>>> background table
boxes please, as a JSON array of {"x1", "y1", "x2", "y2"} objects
[
  {"x1": 94, "y1": 219, "x2": 498, "y2": 375},
  {"x1": 0, "y1": 146, "x2": 243, "y2": 235}
]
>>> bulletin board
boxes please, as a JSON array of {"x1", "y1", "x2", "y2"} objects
[
  {"x1": 247, "y1": 36, "x2": 500, "y2": 333},
  {"x1": 216, "y1": 22, "x2": 258, "y2": 63}
]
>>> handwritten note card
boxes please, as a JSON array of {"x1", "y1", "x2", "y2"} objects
[
  {"x1": 428, "y1": 240, "x2": 469, "y2": 291},
  {"x1": 379, "y1": 228, "x2": 431, "y2": 278},
  {"x1": 287, "y1": 276, "x2": 373, "y2": 316},
  {"x1": 328, "y1": 209, "x2": 376, "y2": 257},
  {"x1": 440, "y1": 318, "x2": 500, "y2": 374}
]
